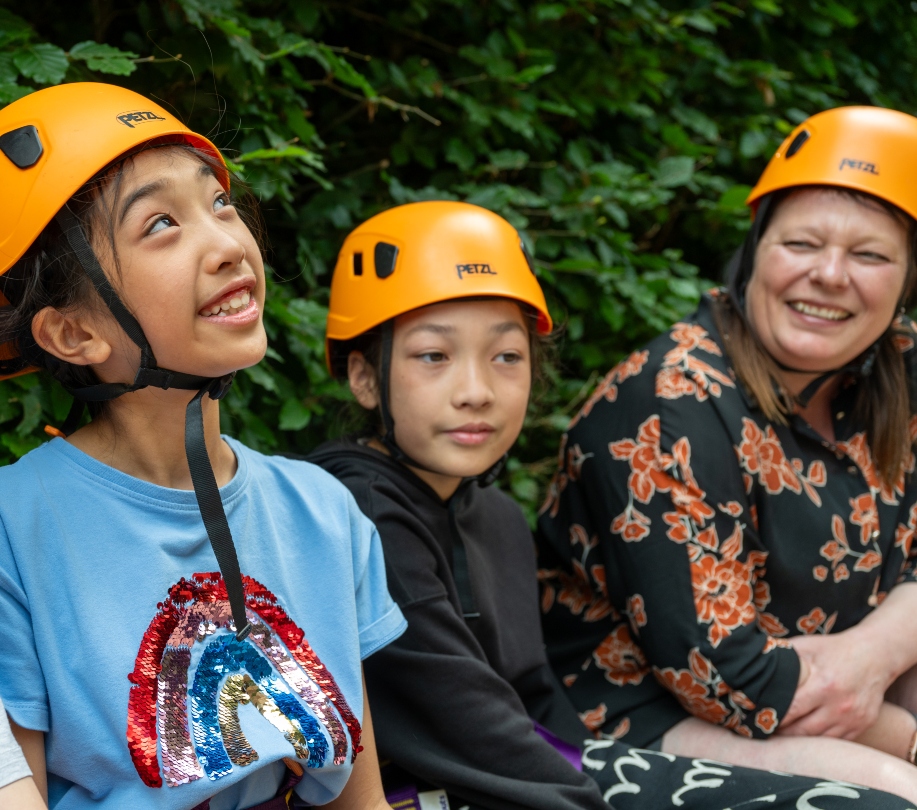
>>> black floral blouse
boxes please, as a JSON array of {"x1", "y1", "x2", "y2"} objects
[{"x1": 536, "y1": 290, "x2": 917, "y2": 748}]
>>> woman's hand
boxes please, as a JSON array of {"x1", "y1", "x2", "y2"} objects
[{"x1": 779, "y1": 631, "x2": 889, "y2": 738}]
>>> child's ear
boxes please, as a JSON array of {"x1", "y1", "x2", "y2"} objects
[
  {"x1": 31, "y1": 306, "x2": 113, "y2": 367},
  {"x1": 347, "y1": 351, "x2": 380, "y2": 410}
]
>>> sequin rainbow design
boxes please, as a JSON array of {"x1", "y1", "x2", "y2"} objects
[{"x1": 127, "y1": 573, "x2": 362, "y2": 789}]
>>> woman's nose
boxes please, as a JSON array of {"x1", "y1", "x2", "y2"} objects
[{"x1": 810, "y1": 247, "x2": 849, "y2": 288}]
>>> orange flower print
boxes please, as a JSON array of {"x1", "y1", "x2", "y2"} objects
[
  {"x1": 896, "y1": 503, "x2": 917, "y2": 561},
  {"x1": 570, "y1": 350, "x2": 649, "y2": 428},
  {"x1": 797, "y1": 607, "x2": 837, "y2": 635},
  {"x1": 736, "y1": 419, "x2": 802, "y2": 496},
  {"x1": 837, "y1": 432, "x2": 907, "y2": 506},
  {"x1": 565, "y1": 443, "x2": 592, "y2": 482},
  {"x1": 626, "y1": 593, "x2": 647, "y2": 632},
  {"x1": 611, "y1": 505, "x2": 651, "y2": 542},
  {"x1": 663, "y1": 511, "x2": 690, "y2": 543},
  {"x1": 762, "y1": 636, "x2": 792, "y2": 652},
  {"x1": 849, "y1": 493, "x2": 879, "y2": 545},
  {"x1": 609, "y1": 717, "x2": 631, "y2": 740},
  {"x1": 655, "y1": 366, "x2": 700, "y2": 400},
  {"x1": 812, "y1": 565, "x2": 828, "y2": 582},
  {"x1": 556, "y1": 560, "x2": 592, "y2": 615},
  {"x1": 609, "y1": 415, "x2": 673, "y2": 504},
  {"x1": 719, "y1": 501, "x2": 743, "y2": 517},
  {"x1": 593, "y1": 625, "x2": 649, "y2": 686},
  {"x1": 833, "y1": 563, "x2": 850, "y2": 582},
  {"x1": 755, "y1": 708, "x2": 778, "y2": 734},
  {"x1": 690, "y1": 553, "x2": 757, "y2": 647},
  {"x1": 655, "y1": 323, "x2": 735, "y2": 402},
  {"x1": 654, "y1": 665, "x2": 730, "y2": 725},
  {"x1": 578, "y1": 703, "x2": 607, "y2": 733},
  {"x1": 563, "y1": 674, "x2": 578, "y2": 687},
  {"x1": 854, "y1": 550, "x2": 882, "y2": 573}
]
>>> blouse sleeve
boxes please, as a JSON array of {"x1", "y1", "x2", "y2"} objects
[{"x1": 538, "y1": 345, "x2": 800, "y2": 739}]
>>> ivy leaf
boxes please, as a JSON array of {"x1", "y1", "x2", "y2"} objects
[
  {"x1": 656, "y1": 156, "x2": 695, "y2": 187},
  {"x1": 0, "y1": 82, "x2": 30, "y2": 103},
  {"x1": 739, "y1": 129, "x2": 769, "y2": 158},
  {"x1": 278, "y1": 398, "x2": 312, "y2": 431},
  {"x1": 69, "y1": 41, "x2": 138, "y2": 76},
  {"x1": 13, "y1": 43, "x2": 68, "y2": 84},
  {"x1": 512, "y1": 63, "x2": 555, "y2": 84},
  {"x1": 0, "y1": 9, "x2": 32, "y2": 49},
  {"x1": 0, "y1": 53, "x2": 18, "y2": 84}
]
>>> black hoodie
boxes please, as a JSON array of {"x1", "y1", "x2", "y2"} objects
[{"x1": 306, "y1": 439, "x2": 608, "y2": 810}]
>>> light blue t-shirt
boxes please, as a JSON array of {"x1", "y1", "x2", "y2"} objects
[{"x1": 0, "y1": 436, "x2": 406, "y2": 809}]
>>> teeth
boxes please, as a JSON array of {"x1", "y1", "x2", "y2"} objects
[
  {"x1": 790, "y1": 301, "x2": 850, "y2": 321},
  {"x1": 200, "y1": 289, "x2": 252, "y2": 317}
]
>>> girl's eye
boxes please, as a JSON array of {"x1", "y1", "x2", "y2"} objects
[
  {"x1": 148, "y1": 215, "x2": 174, "y2": 235},
  {"x1": 496, "y1": 351, "x2": 523, "y2": 364},
  {"x1": 214, "y1": 192, "x2": 233, "y2": 212},
  {"x1": 418, "y1": 351, "x2": 446, "y2": 363}
]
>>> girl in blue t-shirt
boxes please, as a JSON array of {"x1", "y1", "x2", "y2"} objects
[{"x1": 0, "y1": 84, "x2": 404, "y2": 809}]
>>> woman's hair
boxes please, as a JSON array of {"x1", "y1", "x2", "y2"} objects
[
  {"x1": 0, "y1": 140, "x2": 264, "y2": 416},
  {"x1": 713, "y1": 186, "x2": 917, "y2": 486},
  {"x1": 337, "y1": 301, "x2": 556, "y2": 434}
]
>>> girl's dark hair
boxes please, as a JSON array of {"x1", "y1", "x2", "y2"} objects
[
  {"x1": 0, "y1": 140, "x2": 264, "y2": 417},
  {"x1": 335, "y1": 301, "x2": 556, "y2": 434},
  {"x1": 713, "y1": 186, "x2": 917, "y2": 487}
]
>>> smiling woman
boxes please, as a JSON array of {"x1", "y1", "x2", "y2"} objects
[{"x1": 536, "y1": 105, "x2": 917, "y2": 802}]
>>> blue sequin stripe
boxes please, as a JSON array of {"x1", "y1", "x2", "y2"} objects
[{"x1": 189, "y1": 634, "x2": 329, "y2": 779}]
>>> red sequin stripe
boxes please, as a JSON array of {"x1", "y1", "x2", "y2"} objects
[
  {"x1": 243, "y1": 577, "x2": 364, "y2": 760},
  {"x1": 127, "y1": 576, "x2": 208, "y2": 787}
]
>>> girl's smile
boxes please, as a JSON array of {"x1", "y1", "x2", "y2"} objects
[{"x1": 198, "y1": 283, "x2": 259, "y2": 324}]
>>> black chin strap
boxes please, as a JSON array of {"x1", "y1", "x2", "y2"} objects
[{"x1": 52, "y1": 207, "x2": 251, "y2": 640}]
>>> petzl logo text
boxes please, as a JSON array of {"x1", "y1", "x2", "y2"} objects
[
  {"x1": 839, "y1": 158, "x2": 879, "y2": 175},
  {"x1": 456, "y1": 263, "x2": 497, "y2": 279},
  {"x1": 117, "y1": 110, "x2": 167, "y2": 129}
]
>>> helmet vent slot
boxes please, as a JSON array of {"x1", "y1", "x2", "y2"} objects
[
  {"x1": 374, "y1": 242, "x2": 398, "y2": 279},
  {"x1": 785, "y1": 129, "x2": 810, "y2": 159},
  {"x1": 0, "y1": 125, "x2": 43, "y2": 169},
  {"x1": 353, "y1": 252, "x2": 364, "y2": 276}
]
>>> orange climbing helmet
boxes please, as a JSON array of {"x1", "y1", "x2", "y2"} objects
[
  {"x1": 0, "y1": 81, "x2": 225, "y2": 379},
  {"x1": 325, "y1": 200, "x2": 552, "y2": 376},
  {"x1": 746, "y1": 105, "x2": 917, "y2": 219}
]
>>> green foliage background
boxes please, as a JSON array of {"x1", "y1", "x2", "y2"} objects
[{"x1": 1, "y1": 0, "x2": 916, "y2": 520}]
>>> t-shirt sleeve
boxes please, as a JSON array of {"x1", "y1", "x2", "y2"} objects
[
  {"x1": 0, "y1": 513, "x2": 49, "y2": 733},
  {"x1": 538, "y1": 348, "x2": 799, "y2": 740},
  {"x1": 0, "y1": 696, "x2": 32, "y2": 790},
  {"x1": 347, "y1": 497, "x2": 407, "y2": 659}
]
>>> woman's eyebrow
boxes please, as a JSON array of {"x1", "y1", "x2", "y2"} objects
[
  {"x1": 118, "y1": 179, "x2": 167, "y2": 225},
  {"x1": 491, "y1": 321, "x2": 527, "y2": 335}
]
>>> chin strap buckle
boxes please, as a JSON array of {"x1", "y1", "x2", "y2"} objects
[{"x1": 207, "y1": 373, "x2": 236, "y2": 401}]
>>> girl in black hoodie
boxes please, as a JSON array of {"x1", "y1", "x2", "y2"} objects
[{"x1": 307, "y1": 201, "x2": 909, "y2": 810}]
